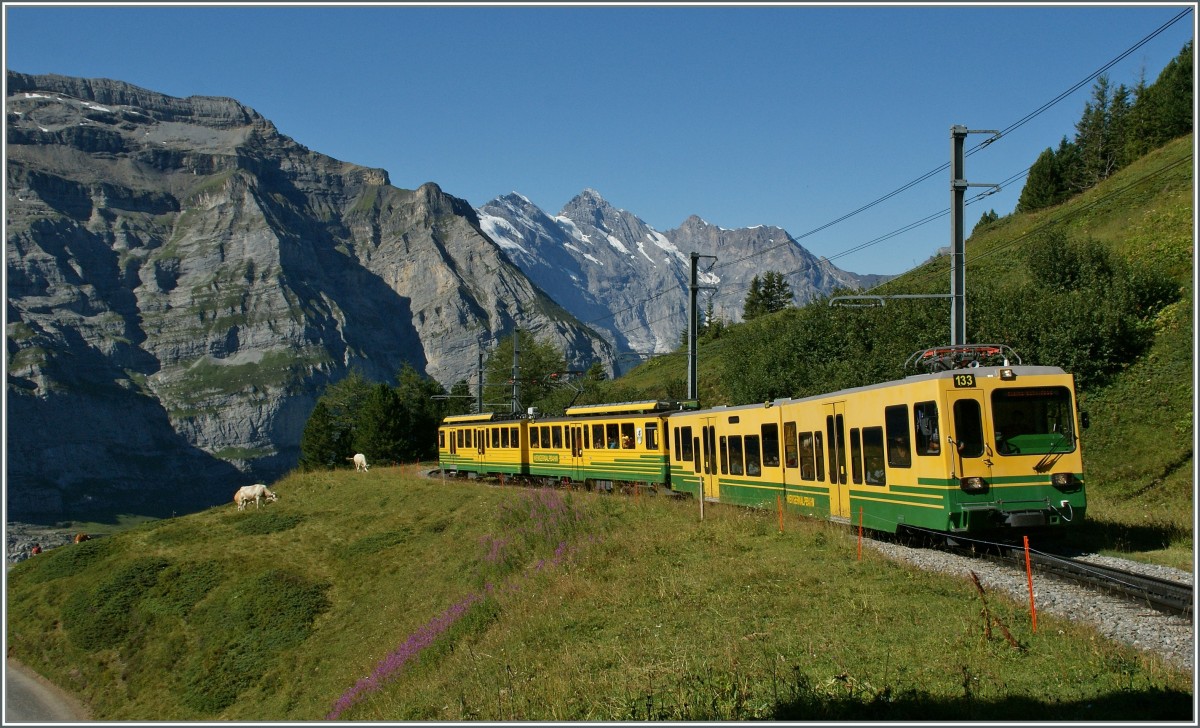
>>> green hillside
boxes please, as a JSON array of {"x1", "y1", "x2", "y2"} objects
[
  {"x1": 594, "y1": 133, "x2": 1194, "y2": 571},
  {"x1": 6, "y1": 467, "x2": 1191, "y2": 721}
]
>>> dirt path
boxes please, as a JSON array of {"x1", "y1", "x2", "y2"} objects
[{"x1": 5, "y1": 658, "x2": 91, "y2": 723}]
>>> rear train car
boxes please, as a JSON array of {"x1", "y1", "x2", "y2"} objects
[
  {"x1": 667, "y1": 346, "x2": 1087, "y2": 537},
  {"x1": 438, "y1": 412, "x2": 526, "y2": 478}
]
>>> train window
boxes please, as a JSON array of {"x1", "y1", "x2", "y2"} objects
[
  {"x1": 529, "y1": 428, "x2": 540, "y2": 448},
  {"x1": 728, "y1": 435, "x2": 744, "y2": 475},
  {"x1": 745, "y1": 435, "x2": 762, "y2": 476},
  {"x1": 885, "y1": 405, "x2": 912, "y2": 468},
  {"x1": 952, "y1": 400, "x2": 985, "y2": 457},
  {"x1": 492, "y1": 428, "x2": 500, "y2": 448},
  {"x1": 500, "y1": 428, "x2": 509, "y2": 448},
  {"x1": 678, "y1": 426, "x2": 693, "y2": 461},
  {"x1": 849, "y1": 428, "x2": 863, "y2": 484},
  {"x1": 761, "y1": 424, "x2": 780, "y2": 468},
  {"x1": 645, "y1": 422, "x2": 659, "y2": 450},
  {"x1": 914, "y1": 401, "x2": 941, "y2": 456},
  {"x1": 621, "y1": 423, "x2": 635, "y2": 449},
  {"x1": 798, "y1": 432, "x2": 816, "y2": 481},
  {"x1": 991, "y1": 387, "x2": 1076, "y2": 455},
  {"x1": 783, "y1": 422, "x2": 798, "y2": 468},
  {"x1": 588, "y1": 424, "x2": 601, "y2": 449},
  {"x1": 719, "y1": 436, "x2": 729, "y2": 474},
  {"x1": 541, "y1": 426, "x2": 552, "y2": 448},
  {"x1": 511, "y1": 427, "x2": 520, "y2": 448},
  {"x1": 814, "y1": 432, "x2": 825, "y2": 481},
  {"x1": 602, "y1": 423, "x2": 616, "y2": 449},
  {"x1": 439, "y1": 431, "x2": 445, "y2": 449},
  {"x1": 465, "y1": 429, "x2": 473, "y2": 448},
  {"x1": 456, "y1": 429, "x2": 464, "y2": 448},
  {"x1": 863, "y1": 426, "x2": 886, "y2": 486},
  {"x1": 450, "y1": 431, "x2": 457, "y2": 454},
  {"x1": 552, "y1": 426, "x2": 564, "y2": 449},
  {"x1": 728, "y1": 416, "x2": 740, "y2": 424}
]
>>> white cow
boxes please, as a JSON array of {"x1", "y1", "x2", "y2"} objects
[
  {"x1": 349, "y1": 453, "x2": 369, "y2": 472},
  {"x1": 234, "y1": 484, "x2": 278, "y2": 511}
]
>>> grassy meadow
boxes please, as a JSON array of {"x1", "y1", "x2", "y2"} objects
[{"x1": 6, "y1": 465, "x2": 1191, "y2": 721}]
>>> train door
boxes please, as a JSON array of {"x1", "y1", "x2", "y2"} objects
[
  {"x1": 694, "y1": 418, "x2": 719, "y2": 500},
  {"x1": 824, "y1": 402, "x2": 850, "y2": 519},
  {"x1": 946, "y1": 380, "x2": 993, "y2": 492},
  {"x1": 476, "y1": 427, "x2": 487, "y2": 471},
  {"x1": 569, "y1": 424, "x2": 585, "y2": 483}
]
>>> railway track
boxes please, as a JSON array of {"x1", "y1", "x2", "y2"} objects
[
  {"x1": 1024, "y1": 551, "x2": 1194, "y2": 619},
  {"x1": 951, "y1": 543, "x2": 1194, "y2": 620}
]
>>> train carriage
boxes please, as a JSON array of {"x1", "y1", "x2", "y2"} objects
[{"x1": 438, "y1": 412, "x2": 526, "y2": 478}]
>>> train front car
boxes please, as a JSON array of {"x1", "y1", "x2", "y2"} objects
[{"x1": 890, "y1": 345, "x2": 1087, "y2": 537}]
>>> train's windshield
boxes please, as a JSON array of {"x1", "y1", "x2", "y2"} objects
[{"x1": 991, "y1": 387, "x2": 1076, "y2": 455}]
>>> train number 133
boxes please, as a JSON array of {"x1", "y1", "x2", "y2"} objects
[{"x1": 952, "y1": 373, "x2": 976, "y2": 388}]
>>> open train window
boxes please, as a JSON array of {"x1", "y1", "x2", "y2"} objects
[
  {"x1": 621, "y1": 422, "x2": 636, "y2": 449},
  {"x1": 728, "y1": 435, "x2": 744, "y2": 475},
  {"x1": 677, "y1": 426, "x2": 693, "y2": 461},
  {"x1": 761, "y1": 424, "x2": 779, "y2": 468},
  {"x1": 850, "y1": 428, "x2": 863, "y2": 484},
  {"x1": 501, "y1": 427, "x2": 509, "y2": 448},
  {"x1": 552, "y1": 426, "x2": 564, "y2": 449},
  {"x1": 783, "y1": 421, "x2": 798, "y2": 468},
  {"x1": 511, "y1": 427, "x2": 520, "y2": 448},
  {"x1": 914, "y1": 401, "x2": 941, "y2": 456},
  {"x1": 863, "y1": 426, "x2": 886, "y2": 486},
  {"x1": 952, "y1": 400, "x2": 984, "y2": 457},
  {"x1": 529, "y1": 428, "x2": 540, "y2": 448},
  {"x1": 644, "y1": 421, "x2": 659, "y2": 450},
  {"x1": 591, "y1": 424, "x2": 603, "y2": 449},
  {"x1": 885, "y1": 405, "x2": 912, "y2": 468},
  {"x1": 605, "y1": 423, "x2": 620, "y2": 449},
  {"x1": 798, "y1": 432, "x2": 816, "y2": 481},
  {"x1": 540, "y1": 426, "x2": 551, "y2": 449}
]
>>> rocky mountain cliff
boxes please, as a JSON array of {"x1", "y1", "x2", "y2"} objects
[
  {"x1": 5, "y1": 72, "x2": 612, "y2": 521},
  {"x1": 479, "y1": 190, "x2": 888, "y2": 370}
]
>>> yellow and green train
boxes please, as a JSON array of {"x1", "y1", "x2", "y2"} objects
[{"x1": 437, "y1": 345, "x2": 1087, "y2": 537}]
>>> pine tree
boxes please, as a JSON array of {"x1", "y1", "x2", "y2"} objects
[
  {"x1": 299, "y1": 401, "x2": 348, "y2": 470},
  {"x1": 760, "y1": 271, "x2": 793, "y2": 314},
  {"x1": 482, "y1": 330, "x2": 567, "y2": 412},
  {"x1": 743, "y1": 275, "x2": 766, "y2": 320}
]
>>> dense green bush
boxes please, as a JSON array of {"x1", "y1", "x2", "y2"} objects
[{"x1": 62, "y1": 556, "x2": 170, "y2": 650}]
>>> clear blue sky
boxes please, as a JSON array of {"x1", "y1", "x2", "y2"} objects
[{"x1": 4, "y1": 3, "x2": 1194, "y2": 276}]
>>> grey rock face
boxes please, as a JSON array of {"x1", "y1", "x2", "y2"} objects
[
  {"x1": 6, "y1": 72, "x2": 612, "y2": 520},
  {"x1": 479, "y1": 190, "x2": 889, "y2": 373}
]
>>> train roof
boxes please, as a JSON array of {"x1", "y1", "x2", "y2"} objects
[
  {"x1": 564, "y1": 400, "x2": 695, "y2": 416},
  {"x1": 441, "y1": 412, "x2": 498, "y2": 424},
  {"x1": 666, "y1": 364, "x2": 1070, "y2": 418}
]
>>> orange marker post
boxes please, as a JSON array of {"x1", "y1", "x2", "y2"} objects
[{"x1": 1024, "y1": 535, "x2": 1038, "y2": 633}]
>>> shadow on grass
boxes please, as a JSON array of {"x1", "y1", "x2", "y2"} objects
[
  {"x1": 769, "y1": 685, "x2": 1193, "y2": 722},
  {"x1": 1055, "y1": 517, "x2": 1188, "y2": 555}
]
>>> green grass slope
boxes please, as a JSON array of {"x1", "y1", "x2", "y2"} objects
[{"x1": 6, "y1": 466, "x2": 1191, "y2": 720}]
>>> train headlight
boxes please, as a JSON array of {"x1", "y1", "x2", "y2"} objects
[
  {"x1": 960, "y1": 476, "x2": 989, "y2": 494},
  {"x1": 999, "y1": 367, "x2": 1016, "y2": 380},
  {"x1": 1051, "y1": 472, "x2": 1077, "y2": 488}
]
